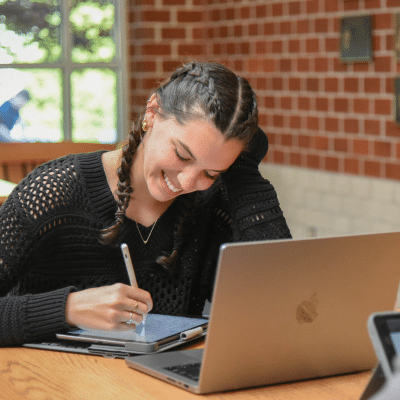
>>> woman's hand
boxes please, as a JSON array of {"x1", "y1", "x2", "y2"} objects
[{"x1": 65, "y1": 283, "x2": 153, "y2": 331}]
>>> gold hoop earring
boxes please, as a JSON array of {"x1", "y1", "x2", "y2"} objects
[{"x1": 142, "y1": 120, "x2": 149, "y2": 132}]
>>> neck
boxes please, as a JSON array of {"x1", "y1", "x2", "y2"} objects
[
  {"x1": 127, "y1": 145, "x2": 173, "y2": 226},
  {"x1": 130, "y1": 144, "x2": 148, "y2": 200}
]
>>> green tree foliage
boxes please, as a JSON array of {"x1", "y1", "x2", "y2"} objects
[
  {"x1": 0, "y1": 0, "x2": 60, "y2": 62},
  {"x1": 0, "y1": 0, "x2": 117, "y2": 143},
  {"x1": 70, "y1": 0, "x2": 115, "y2": 63},
  {"x1": 0, "y1": 0, "x2": 115, "y2": 63}
]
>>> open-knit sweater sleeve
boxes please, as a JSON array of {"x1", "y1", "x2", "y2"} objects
[
  {"x1": 223, "y1": 128, "x2": 291, "y2": 241},
  {"x1": 0, "y1": 155, "x2": 86, "y2": 346}
]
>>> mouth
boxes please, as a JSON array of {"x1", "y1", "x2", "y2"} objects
[{"x1": 162, "y1": 171, "x2": 182, "y2": 193}]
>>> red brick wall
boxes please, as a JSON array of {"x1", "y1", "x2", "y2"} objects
[
  {"x1": 128, "y1": 0, "x2": 400, "y2": 180},
  {"x1": 127, "y1": 0, "x2": 208, "y2": 121}
]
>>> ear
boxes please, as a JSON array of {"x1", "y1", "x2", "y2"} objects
[{"x1": 143, "y1": 94, "x2": 159, "y2": 129}]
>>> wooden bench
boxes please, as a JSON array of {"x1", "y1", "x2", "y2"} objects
[{"x1": 0, "y1": 142, "x2": 116, "y2": 184}]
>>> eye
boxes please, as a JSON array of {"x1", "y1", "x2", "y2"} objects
[
  {"x1": 204, "y1": 171, "x2": 219, "y2": 181},
  {"x1": 175, "y1": 148, "x2": 190, "y2": 162}
]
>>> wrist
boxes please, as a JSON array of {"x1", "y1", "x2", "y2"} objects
[{"x1": 65, "y1": 292, "x2": 78, "y2": 327}]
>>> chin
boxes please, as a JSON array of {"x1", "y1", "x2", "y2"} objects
[
  {"x1": 148, "y1": 185, "x2": 176, "y2": 203},
  {"x1": 148, "y1": 175, "x2": 180, "y2": 202}
]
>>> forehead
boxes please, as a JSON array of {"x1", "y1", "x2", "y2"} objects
[{"x1": 162, "y1": 117, "x2": 244, "y2": 170}]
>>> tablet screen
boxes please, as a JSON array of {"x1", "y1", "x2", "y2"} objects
[
  {"x1": 387, "y1": 318, "x2": 400, "y2": 350},
  {"x1": 66, "y1": 314, "x2": 208, "y2": 343},
  {"x1": 379, "y1": 316, "x2": 400, "y2": 371},
  {"x1": 390, "y1": 332, "x2": 400, "y2": 354}
]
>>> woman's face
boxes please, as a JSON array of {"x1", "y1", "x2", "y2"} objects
[{"x1": 139, "y1": 106, "x2": 243, "y2": 203}]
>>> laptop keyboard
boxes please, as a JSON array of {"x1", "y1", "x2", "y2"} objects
[{"x1": 164, "y1": 362, "x2": 201, "y2": 381}]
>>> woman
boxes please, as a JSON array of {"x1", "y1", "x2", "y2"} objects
[{"x1": 0, "y1": 61, "x2": 291, "y2": 346}]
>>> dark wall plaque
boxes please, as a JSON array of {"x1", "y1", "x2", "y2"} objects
[
  {"x1": 340, "y1": 15, "x2": 373, "y2": 63},
  {"x1": 395, "y1": 14, "x2": 400, "y2": 61},
  {"x1": 395, "y1": 77, "x2": 400, "y2": 125}
]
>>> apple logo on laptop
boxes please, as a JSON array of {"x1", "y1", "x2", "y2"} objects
[{"x1": 296, "y1": 293, "x2": 318, "y2": 324}]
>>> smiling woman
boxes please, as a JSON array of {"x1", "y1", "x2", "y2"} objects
[
  {"x1": 138, "y1": 116, "x2": 243, "y2": 201},
  {"x1": 0, "y1": 61, "x2": 291, "y2": 347},
  {"x1": 100, "y1": 62, "x2": 260, "y2": 242}
]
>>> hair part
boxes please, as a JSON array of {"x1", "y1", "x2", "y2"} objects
[{"x1": 154, "y1": 62, "x2": 258, "y2": 146}]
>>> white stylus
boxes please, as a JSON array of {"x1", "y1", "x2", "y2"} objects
[
  {"x1": 121, "y1": 243, "x2": 146, "y2": 325},
  {"x1": 121, "y1": 243, "x2": 138, "y2": 287}
]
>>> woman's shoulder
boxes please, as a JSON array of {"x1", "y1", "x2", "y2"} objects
[
  {"x1": 18, "y1": 153, "x2": 79, "y2": 187},
  {"x1": 27, "y1": 150, "x2": 108, "y2": 185},
  {"x1": 11, "y1": 151, "x2": 108, "y2": 212}
]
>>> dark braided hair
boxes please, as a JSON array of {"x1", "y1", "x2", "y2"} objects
[
  {"x1": 156, "y1": 62, "x2": 258, "y2": 144},
  {"x1": 99, "y1": 61, "x2": 259, "y2": 269},
  {"x1": 98, "y1": 120, "x2": 143, "y2": 245}
]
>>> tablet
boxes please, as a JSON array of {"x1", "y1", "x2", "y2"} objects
[
  {"x1": 368, "y1": 311, "x2": 400, "y2": 378},
  {"x1": 55, "y1": 314, "x2": 208, "y2": 353}
]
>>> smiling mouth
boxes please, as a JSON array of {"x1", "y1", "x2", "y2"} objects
[{"x1": 162, "y1": 171, "x2": 182, "y2": 193}]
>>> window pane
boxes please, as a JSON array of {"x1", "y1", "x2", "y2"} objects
[
  {"x1": 0, "y1": 0, "x2": 61, "y2": 63},
  {"x1": 70, "y1": 0, "x2": 115, "y2": 63},
  {"x1": 71, "y1": 68, "x2": 116, "y2": 143},
  {"x1": 0, "y1": 68, "x2": 63, "y2": 142}
]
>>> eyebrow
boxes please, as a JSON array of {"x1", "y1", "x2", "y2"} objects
[
  {"x1": 177, "y1": 140, "x2": 228, "y2": 173},
  {"x1": 178, "y1": 140, "x2": 196, "y2": 160}
]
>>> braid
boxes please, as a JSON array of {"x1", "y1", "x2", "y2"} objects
[
  {"x1": 158, "y1": 62, "x2": 223, "y2": 120},
  {"x1": 185, "y1": 63, "x2": 222, "y2": 115},
  {"x1": 222, "y1": 76, "x2": 258, "y2": 149},
  {"x1": 98, "y1": 121, "x2": 143, "y2": 245},
  {"x1": 168, "y1": 61, "x2": 197, "y2": 81}
]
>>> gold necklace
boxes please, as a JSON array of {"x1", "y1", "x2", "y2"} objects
[{"x1": 133, "y1": 211, "x2": 161, "y2": 245}]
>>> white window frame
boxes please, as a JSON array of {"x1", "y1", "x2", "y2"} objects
[{"x1": 0, "y1": 0, "x2": 129, "y2": 143}]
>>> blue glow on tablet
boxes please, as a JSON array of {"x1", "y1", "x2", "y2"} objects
[{"x1": 390, "y1": 332, "x2": 400, "y2": 353}]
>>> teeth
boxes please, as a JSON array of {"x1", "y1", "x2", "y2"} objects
[{"x1": 163, "y1": 172, "x2": 181, "y2": 193}]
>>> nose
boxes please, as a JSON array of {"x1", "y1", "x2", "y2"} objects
[{"x1": 177, "y1": 168, "x2": 212, "y2": 192}]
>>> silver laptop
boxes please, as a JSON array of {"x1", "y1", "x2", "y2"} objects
[{"x1": 126, "y1": 232, "x2": 400, "y2": 394}]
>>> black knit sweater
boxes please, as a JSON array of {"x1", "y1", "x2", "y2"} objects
[{"x1": 0, "y1": 130, "x2": 291, "y2": 346}]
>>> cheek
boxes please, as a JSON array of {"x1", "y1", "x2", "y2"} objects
[
  {"x1": 144, "y1": 147, "x2": 175, "y2": 175},
  {"x1": 196, "y1": 177, "x2": 216, "y2": 192}
]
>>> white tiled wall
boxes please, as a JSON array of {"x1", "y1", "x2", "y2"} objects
[{"x1": 260, "y1": 163, "x2": 400, "y2": 239}]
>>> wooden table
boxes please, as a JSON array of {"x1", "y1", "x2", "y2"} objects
[{"x1": 0, "y1": 346, "x2": 372, "y2": 400}]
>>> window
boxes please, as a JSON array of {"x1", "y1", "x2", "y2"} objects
[{"x1": 0, "y1": 0, "x2": 128, "y2": 143}]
